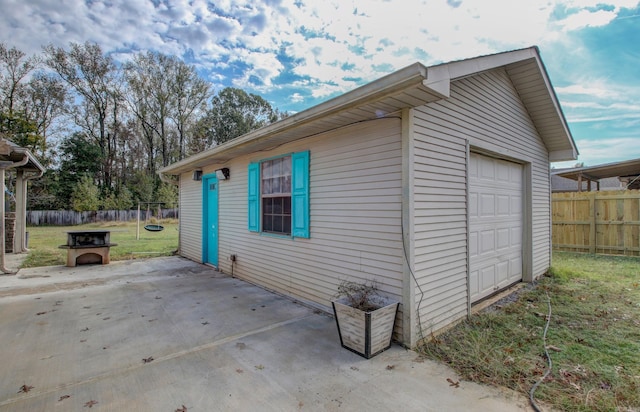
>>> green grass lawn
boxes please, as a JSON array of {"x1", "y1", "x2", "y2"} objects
[
  {"x1": 23, "y1": 220, "x2": 179, "y2": 268},
  {"x1": 419, "y1": 252, "x2": 640, "y2": 412}
]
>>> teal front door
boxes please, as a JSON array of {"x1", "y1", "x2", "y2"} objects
[{"x1": 203, "y1": 175, "x2": 219, "y2": 266}]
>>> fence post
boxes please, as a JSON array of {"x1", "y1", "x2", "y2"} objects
[{"x1": 589, "y1": 194, "x2": 596, "y2": 253}]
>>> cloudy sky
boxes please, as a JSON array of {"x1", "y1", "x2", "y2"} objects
[{"x1": 1, "y1": 0, "x2": 639, "y2": 167}]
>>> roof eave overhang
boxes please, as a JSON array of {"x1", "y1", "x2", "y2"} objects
[
  {"x1": 0, "y1": 138, "x2": 46, "y2": 173},
  {"x1": 160, "y1": 46, "x2": 579, "y2": 177},
  {"x1": 159, "y1": 62, "x2": 444, "y2": 176}
]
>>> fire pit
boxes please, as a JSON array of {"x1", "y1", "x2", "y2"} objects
[{"x1": 59, "y1": 230, "x2": 117, "y2": 267}]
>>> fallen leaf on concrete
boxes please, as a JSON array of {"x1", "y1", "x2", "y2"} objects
[
  {"x1": 175, "y1": 405, "x2": 187, "y2": 412},
  {"x1": 58, "y1": 395, "x2": 70, "y2": 401},
  {"x1": 18, "y1": 384, "x2": 34, "y2": 393},
  {"x1": 84, "y1": 400, "x2": 98, "y2": 408},
  {"x1": 143, "y1": 356, "x2": 154, "y2": 364},
  {"x1": 386, "y1": 365, "x2": 395, "y2": 370},
  {"x1": 446, "y1": 378, "x2": 460, "y2": 388},
  {"x1": 350, "y1": 366, "x2": 359, "y2": 371},
  {"x1": 236, "y1": 369, "x2": 244, "y2": 373},
  {"x1": 255, "y1": 364, "x2": 265, "y2": 370}
]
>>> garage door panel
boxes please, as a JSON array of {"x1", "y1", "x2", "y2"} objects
[
  {"x1": 469, "y1": 269, "x2": 479, "y2": 296},
  {"x1": 510, "y1": 256, "x2": 523, "y2": 280},
  {"x1": 497, "y1": 228, "x2": 510, "y2": 250},
  {"x1": 470, "y1": 153, "x2": 523, "y2": 302},
  {"x1": 469, "y1": 192, "x2": 478, "y2": 218},
  {"x1": 496, "y1": 261, "x2": 509, "y2": 283},
  {"x1": 480, "y1": 230, "x2": 495, "y2": 254},
  {"x1": 511, "y1": 226, "x2": 522, "y2": 247},
  {"x1": 497, "y1": 195, "x2": 510, "y2": 216},
  {"x1": 469, "y1": 231, "x2": 478, "y2": 258},
  {"x1": 480, "y1": 266, "x2": 495, "y2": 291},
  {"x1": 496, "y1": 162, "x2": 511, "y2": 182},
  {"x1": 480, "y1": 194, "x2": 494, "y2": 217},
  {"x1": 480, "y1": 159, "x2": 495, "y2": 180},
  {"x1": 511, "y1": 195, "x2": 522, "y2": 214}
]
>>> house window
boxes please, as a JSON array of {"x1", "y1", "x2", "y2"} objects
[
  {"x1": 261, "y1": 156, "x2": 292, "y2": 235},
  {"x1": 248, "y1": 151, "x2": 309, "y2": 238}
]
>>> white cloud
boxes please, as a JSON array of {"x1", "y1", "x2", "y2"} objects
[
  {"x1": 556, "y1": 84, "x2": 619, "y2": 99},
  {"x1": 290, "y1": 93, "x2": 304, "y2": 103},
  {"x1": 1, "y1": 0, "x2": 638, "y2": 107},
  {"x1": 557, "y1": 9, "x2": 617, "y2": 31},
  {"x1": 574, "y1": 137, "x2": 640, "y2": 165}
]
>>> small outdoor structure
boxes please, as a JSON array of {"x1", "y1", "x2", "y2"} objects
[
  {"x1": 552, "y1": 158, "x2": 640, "y2": 192},
  {"x1": 0, "y1": 138, "x2": 45, "y2": 274},
  {"x1": 159, "y1": 46, "x2": 578, "y2": 347},
  {"x1": 59, "y1": 230, "x2": 116, "y2": 267}
]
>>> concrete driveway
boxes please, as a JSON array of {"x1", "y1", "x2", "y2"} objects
[{"x1": 0, "y1": 257, "x2": 530, "y2": 411}]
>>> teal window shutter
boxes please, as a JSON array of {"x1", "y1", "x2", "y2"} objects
[
  {"x1": 247, "y1": 162, "x2": 260, "y2": 232},
  {"x1": 291, "y1": 151, "x2": 310, "y2": 238}
]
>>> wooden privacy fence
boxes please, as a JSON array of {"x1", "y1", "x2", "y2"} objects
[
  {"x1": 27, "y1": 208, "x2": 179, "y2": 226},
  {"x1": 552, "y1": 190, "x2": 640, "y2": 256}
]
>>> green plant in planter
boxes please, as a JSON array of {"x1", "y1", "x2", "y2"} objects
[{"x1": 332, "y1": 280, "x2": 399, "y2": 359}]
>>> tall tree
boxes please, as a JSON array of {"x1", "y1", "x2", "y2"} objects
[
  {"x1": 200, "y1": 87, "x2": 283, "y2": 146},
  {"x1": 169, "y1": 60, "x2": 210, "y2": 160},
  {"x1": 56, "y1": 132, "x2": 103, "y2": 206},
  {"x1": 124, "y1": 51, "x2": 174, "y2": 171},
  {"x1": 44, "y1": 42, "x2": 120, "y2": 190},
  {"x1": 0, "y1": 43, "x2": 39, "y2": 116},
  {"x1": 23, "y1": 73, "x2": 67, "y2": 158}
]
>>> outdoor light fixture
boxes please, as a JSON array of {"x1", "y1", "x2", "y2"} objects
[
  {"x1": 216, "y1": 168, "x2": 230, "y2": 180},
  {"x1": 192, "y1": 170, "x2": 203, "y2": 181}
]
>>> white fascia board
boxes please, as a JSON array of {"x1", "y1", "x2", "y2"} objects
[
  {"x1": 423, "y1": 64, "x2": 451, "y2": 98},
  {"x1": 549, "y1": 149, "x2": 579, "y2": 162}
]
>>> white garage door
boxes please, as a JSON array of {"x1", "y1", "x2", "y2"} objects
[{"x1": 469, "y1": 153, "x2": 523, "y2": 302}]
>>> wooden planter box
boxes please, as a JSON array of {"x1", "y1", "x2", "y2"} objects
[{"x1": 332, "y1": 296, "x2": 399, "y2": 359}]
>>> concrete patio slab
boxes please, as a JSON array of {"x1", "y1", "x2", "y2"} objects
[{"x1": 0, "y1": 257, "x2": 531, "y2": 411}]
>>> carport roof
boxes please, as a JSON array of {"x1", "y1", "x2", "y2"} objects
[
  {"x1": 160, "y1": 46, "x2": 578, "y2": 177},
  {"x1": 552, "y1": 157, "x2": 640, "y2": 182}
]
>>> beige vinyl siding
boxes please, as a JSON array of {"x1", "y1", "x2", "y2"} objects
[
  {"x1": 412, "y1": 67, "x2": 551, "y2": 335},
  {"x1": 179, "y1": 172, "x2": 203, "y2": 262},
  {"x1": 184, "y1": 118, "x2": 405, "y2": 334}
]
